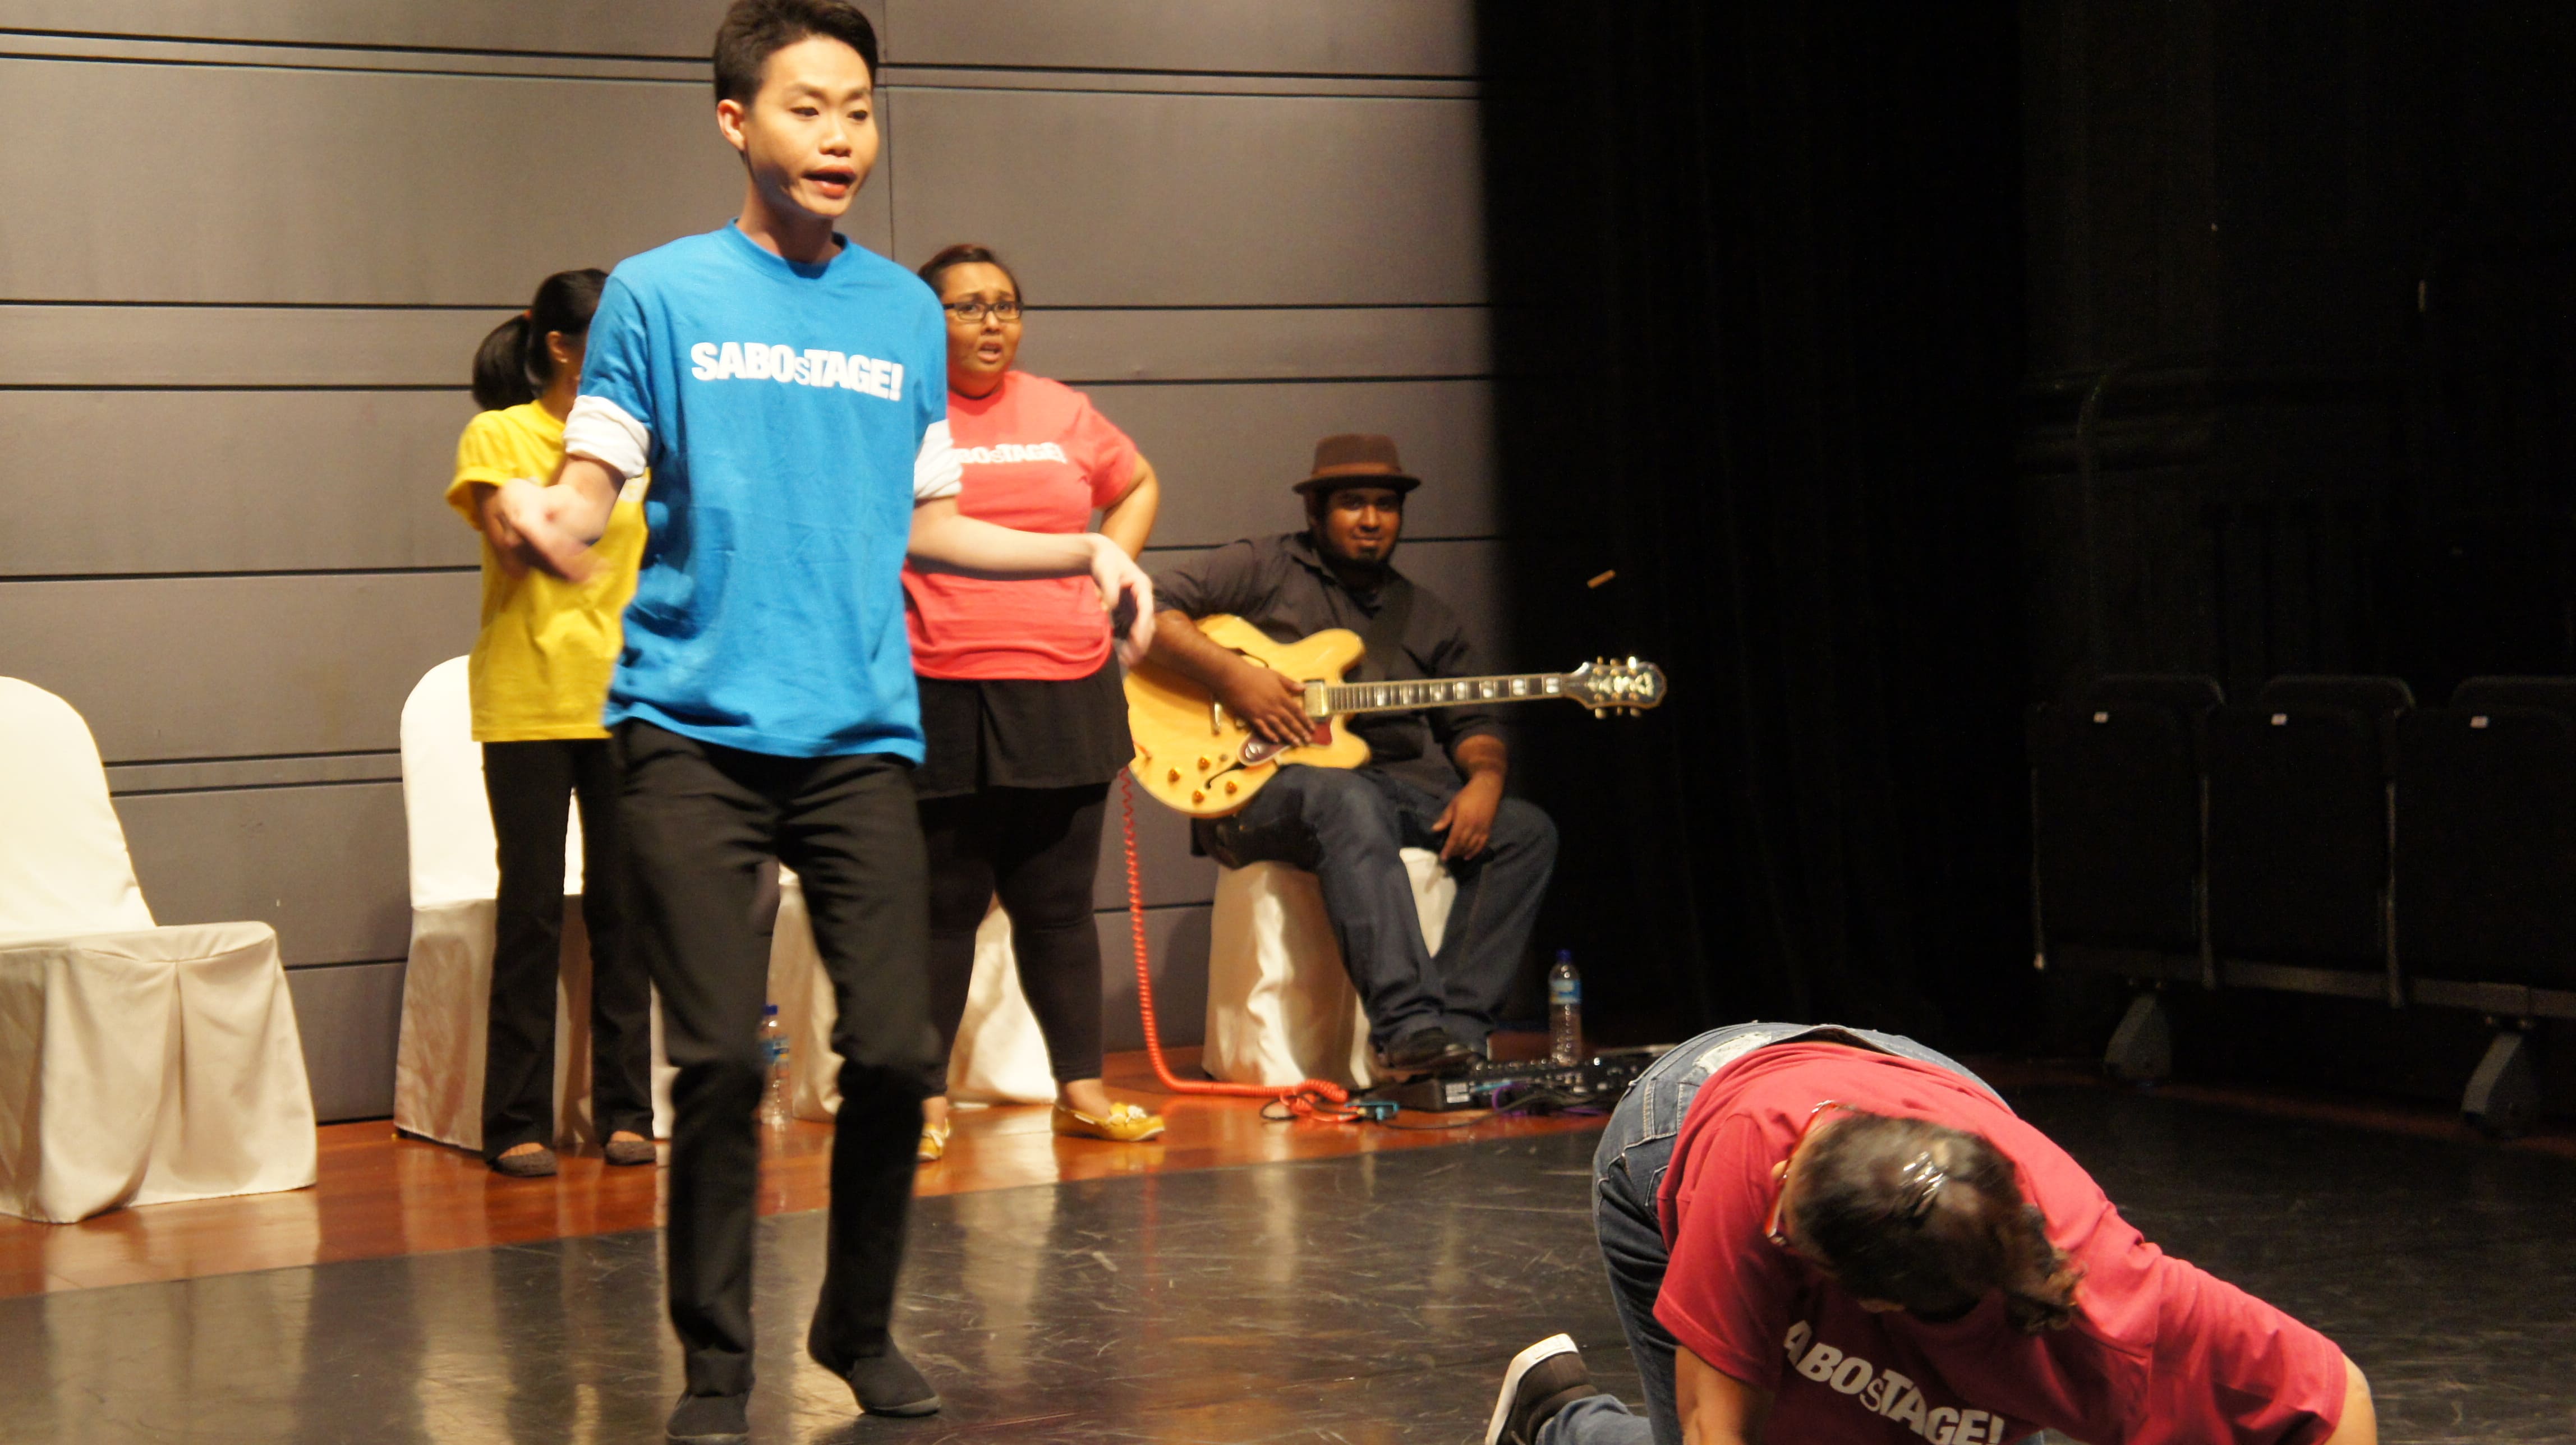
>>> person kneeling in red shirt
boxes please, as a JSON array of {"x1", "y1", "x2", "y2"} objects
[{"x1": 1484, "y1": 1024, "x2": 2377, "y2": 1445}]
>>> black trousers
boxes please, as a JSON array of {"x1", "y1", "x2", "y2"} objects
[
  {"x1": 613, "y1": 720, "x2": 938, "y2": 1398},
  {"x1": 479, "y1": 738, "x2": 654, "y2": 1159},
  {"x1": 918, "y1": 783, "x2": 1111, "y2": 1093}
]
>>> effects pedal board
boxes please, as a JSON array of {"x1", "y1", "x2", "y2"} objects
[{"x1": 1365, "y1": 1046, "x2": 1668, "y2": 1113}]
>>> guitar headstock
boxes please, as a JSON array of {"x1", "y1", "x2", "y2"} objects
[{"x1": 1563, "y1": 656, "x2": 1667, "y2": 717}]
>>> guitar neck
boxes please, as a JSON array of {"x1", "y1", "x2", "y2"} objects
[{"x1": 1315, "y1": 674, "x2": 1573, "y2": 717}]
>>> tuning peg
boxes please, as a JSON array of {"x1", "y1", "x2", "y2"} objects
[{"x1": 1593, "y1": 707, "x2": 1607, "y2": 719}]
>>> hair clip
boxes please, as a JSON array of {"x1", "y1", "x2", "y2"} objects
[{"x1": 1896, "y1": 1151, "x2": 1948, "y2": 1222}]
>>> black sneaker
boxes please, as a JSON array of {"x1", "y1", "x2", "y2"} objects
[
  {"x1": 1485, "y1": 1333, "x2": 1600, "y2": 1445},
  {"x1": 811, "y1": 1339, "x2": 942, "y2": 1418},
  {"x1": 665, "y1": 1391, "x2": 748, "y2": 1444},
  {"x1": 1376, "y1": 1026, "x2": 1479, "y2": 1079}
]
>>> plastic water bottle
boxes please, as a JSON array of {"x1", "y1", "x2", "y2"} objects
[
  {"x1": 1547, "y1": 950, "x2": 1583, "y2": 1066},
  {"x1": 758, "y1": 1004, "x2": 791, "y2": 1128}
]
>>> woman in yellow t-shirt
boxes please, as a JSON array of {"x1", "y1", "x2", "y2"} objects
[{"x1": 449, "y1": 269, "x2": 654, "y2": 1177}]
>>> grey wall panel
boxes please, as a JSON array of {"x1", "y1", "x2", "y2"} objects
[
  {"x1": 283, "y1": 961, "x2": 407, "y2": 1124},
  {"x1": 885, "y1": 0, "x2": 1475, "y2": 77},
  {"x1": 1096, "y1": 904, "x2": 1209, "y2": 1052},
  {"x1": 0, "y1": 391, "x2": 481, "y2": 577},
  {"x1": 107, "y1": 753, "x2": 401, "y2": 796},
  {"x1": 1018, "y1": 307, "x2": 1490, "y2": 386},
  {"x1": 1092, "y1": 379, "x2": 1494, "y2": 547},
  {"x1": 0, "y1": 572, "x2": 480, "y2": 761},
  {"x1": 116, "y1": 783, "x2": 412, "y2": 967},
  {"x1": 0, "y1": 2, "x2": 738, "y2": 57},
  {"x1": 890, "y1": 89, "x2": 1485, "y2": 306},
  {"x1": 0, "y1": 58, "x2": 843, "y2": 305},
  {"x1": 1091, "y1": 789, "x2": 1216, "y2": 912},
  {"x1": 0, "y1": 306, "x2": 491, "y2": 388},
  {"x1": 1383, "y1": 537, "x2": 1513, "y2": 669},
  {"x1": 1, "y1": 302, "x2": 1479, "y2": 388}
]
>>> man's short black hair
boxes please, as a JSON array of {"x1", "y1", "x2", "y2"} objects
[{"x1": 714, "y1": 0, "x2": 880, "y2": 105}]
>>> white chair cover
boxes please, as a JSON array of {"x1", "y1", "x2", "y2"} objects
[
  {"x1": 774, "y1": 872, "x2": 1055, "y2": 1117},
  {"x1": 1202, "y1": 846, "x2": 1457, "y2": 1090},
  {"x1": 390, "y1": 657, "x2": 674, "y2": 1153},
  {"x1": 0, "y1": 678, "x2": 316, "y2": 1222}
]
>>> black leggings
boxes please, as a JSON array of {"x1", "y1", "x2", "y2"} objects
[
  {"x1": 480, "y1": 738, "x2": 654, "y2": 1158},
  {"x1": 918, "y1": 783, "x2": 1110, "y2": 1093}
]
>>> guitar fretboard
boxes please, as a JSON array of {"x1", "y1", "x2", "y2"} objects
[{"x1": 1317, "y1": 674, "x2": 1570, "y2": 716}]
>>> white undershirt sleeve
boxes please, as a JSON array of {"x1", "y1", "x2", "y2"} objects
[
  {"x1": 562, "y1": 395, "x2": 651, "y2": 481},
  {"x1": 913, "y1": 418, "x2": 963, "y2": 501}
]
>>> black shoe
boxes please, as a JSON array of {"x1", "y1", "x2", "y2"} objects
[
  {"x1": 604, "y1": 1136, "x2": 660, "y2": 1167},
  {"x1": 665, "y1": 1391, "x2": 749, "y2": 1444},
  {"x1": 811, "y1": 1339, "x2": 942, "y2": 1418},
  {"x1": 488, "y1": 1145, "x2": 558, "y2": 1178},
  {"x1": 1376, "y1": 1026, "x2": 1479, "y2": 1079},
  {"x1": 1485, "y1": 1333, "x2": 1600, "y2": 1444}
]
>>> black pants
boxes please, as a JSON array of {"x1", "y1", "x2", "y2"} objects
[
  {"x1": 919, "y1": 783, "x2": 1110, "y2": 1093},
  {"x1": 613, "y1": 720, "x2": 938, "y2": 1398},
  {"x1": 480, "y1": 738, "x2": 653, "y2": 1159},
  {"x1": 1198, "y1": 767, "x2": 1558, "y2": 1052}
]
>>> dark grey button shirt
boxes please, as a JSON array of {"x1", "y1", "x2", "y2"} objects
[{"x1": 1152, "y1": 531, "x2": 1502, "y2": 793}]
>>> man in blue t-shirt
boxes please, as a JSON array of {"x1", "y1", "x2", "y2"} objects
[{"x1": 487, "y1": 5, "x2": 1153, "y2": 1441}]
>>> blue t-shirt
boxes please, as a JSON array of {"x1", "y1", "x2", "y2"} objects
[{"x1": 579, "y1": 223, "x2": 949, "y2": 758}]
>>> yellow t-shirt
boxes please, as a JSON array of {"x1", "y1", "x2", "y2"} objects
[{"x1": 446, "y1": 402, "x2": 649, "y2": 742}]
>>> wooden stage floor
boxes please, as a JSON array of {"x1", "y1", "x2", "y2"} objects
[
  {"x1": 0, "y1": 1044, "x2": 1601, "y2": 1299},
  {"x1": 11, "y1": 1041, "x2": 2568, "y2": 1304}
]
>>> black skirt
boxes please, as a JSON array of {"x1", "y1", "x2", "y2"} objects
[{"x1": 912, "y1": 659, "x2": 1133, "y2": 800}]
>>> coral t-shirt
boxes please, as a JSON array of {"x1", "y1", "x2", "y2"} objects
[
  {"x1": 1655, "y1": 1042, "x2": 2349, "y2": 1445},
  {"x1": 903, "y1": 370, "x2": 1140, "y2": 680}
]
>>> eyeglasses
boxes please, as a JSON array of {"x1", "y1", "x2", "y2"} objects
[
  {"x1": 943, "y1": 298, "x2": 1022, "y2": 323},
  {"x1": 1764, "y1": 1101, "x2": 1853, "y2": 1251}
]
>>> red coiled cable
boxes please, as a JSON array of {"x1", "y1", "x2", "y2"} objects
[{"x1": 1119, "y1": 771, "x2": 1351, "y2": 1113}]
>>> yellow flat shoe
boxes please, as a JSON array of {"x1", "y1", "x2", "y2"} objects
[
  {"x1": 1051, "y1": 1101, "x2": 1166, "y2": 1143},
  {"x1": 917, "y1": 1117, "x2": 952, "y2": 1162}
]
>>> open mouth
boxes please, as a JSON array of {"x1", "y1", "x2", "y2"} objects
[
  {"x1": 974, "y1": 340, "x2": 1007, "y2": 361},
  {"x1": 806, "y1": 166, "x2": 856, "y2": 196}
]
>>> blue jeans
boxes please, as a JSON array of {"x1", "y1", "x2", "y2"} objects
[
  {"x1": 1540, "y1": 1024, "x2": 1998, "y2": 1445},
  {"x1": 1198, "y1": 765, "x2": 1557, "y2": 1051}
]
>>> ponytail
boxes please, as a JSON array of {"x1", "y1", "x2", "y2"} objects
[
  {"x1": 467, "y1": 268, "x2": 610, "y2": 412},
  {"x1": 470, "y1": 314, "x2": 537, "y2": 410}
]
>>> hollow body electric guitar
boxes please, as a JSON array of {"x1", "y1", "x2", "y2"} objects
[{"x1": 1125, "y1": 614, "x2": 1667, "y2": 818}]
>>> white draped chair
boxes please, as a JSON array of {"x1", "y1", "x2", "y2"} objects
[
  {"x1": 392, "y1": 656, "x2": 1052, "y2": 1140},
  {"x1": 1201, "y1": 849, "x2": 1456, "y2": 1090},
  {"x1": 774, "y1": 882, "x2": 1058, "y2": 1117},
  {"x1": 390, "y1": 657, "x2": 676, "y2": 1153},
  {"x1": 0, "y1": 677, "x2": 318, "y2": 1222}
]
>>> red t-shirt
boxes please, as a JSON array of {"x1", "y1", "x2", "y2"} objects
[
  {"x1": 1655, "y1": 1042, "x2": 2348, "y2": 1445},
  {"x1": 903, "y1": 371, "x2": 1141, "y2": 679}
]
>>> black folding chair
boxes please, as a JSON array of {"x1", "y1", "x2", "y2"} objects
[
  {"x1": 2205, "y1": 676, "x2": 2411, "y2": 1006},
  {"x1": 2394, "y1": 677, "x2": 2576, "y2": 1135},
  {"x1": 2028, "y1": 675, "x2": 2222, "y2": 1080}
]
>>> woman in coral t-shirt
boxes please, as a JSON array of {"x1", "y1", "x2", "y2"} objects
[
  {"x1": 1482, "y1": 1024, "x2": 2379, "y2": 1445},
  {"x1": 903, "y1": 243, "x2": 1167, "y2": 1159}
]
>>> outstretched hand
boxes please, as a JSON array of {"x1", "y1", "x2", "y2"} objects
[
  {"x1": 487, "y1": 477, "x2": 601, "y2": 582},
  {"x1": 1091, "y1": 537, "x2": 1156, "y2": 666}
]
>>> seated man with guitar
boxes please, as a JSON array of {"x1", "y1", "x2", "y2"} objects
[{"x1": 1144, "y1": 434, "x2": 1561, "y2": 1077}]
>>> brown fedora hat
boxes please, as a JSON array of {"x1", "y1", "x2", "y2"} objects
[{"x1": 1291, "y1": 432, "x2": 1422, "y2": 498}]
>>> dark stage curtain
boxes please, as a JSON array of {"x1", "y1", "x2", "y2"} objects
[{"x1": 1477, "y1": 4, "x2": 2032, "y2": 1050}]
